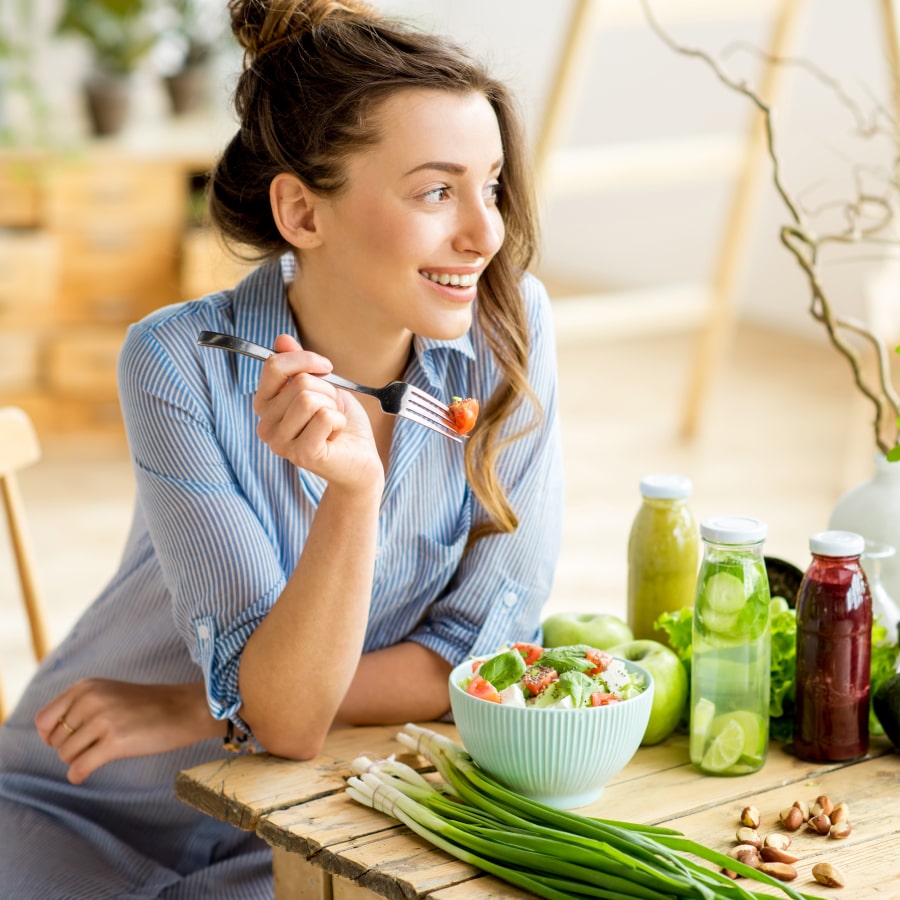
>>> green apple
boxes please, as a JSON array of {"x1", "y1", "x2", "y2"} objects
[
  {"x1": 609, "y1": 639, "x2": 688, "y2": 746},
  {"x1": 541, "y1": 612, "x2": 633, "y2": 650}
]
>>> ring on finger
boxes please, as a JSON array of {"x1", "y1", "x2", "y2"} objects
[{"x1": 58, "y1": 716, "x2": 78, "y2": 736}]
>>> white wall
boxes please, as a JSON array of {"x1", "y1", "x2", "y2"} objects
[{"x1": 9, "y1": 0, "x2": 900, "y2": 341}]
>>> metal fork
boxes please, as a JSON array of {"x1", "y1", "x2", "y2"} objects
[{"x1": 196, "y1": 331, "x2": 463, "y2": 443}]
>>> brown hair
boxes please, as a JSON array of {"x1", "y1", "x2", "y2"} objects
[{"x1": 210, "y1": 0, "x2": 542, "y2": 545}]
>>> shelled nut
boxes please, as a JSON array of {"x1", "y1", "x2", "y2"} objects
[
  {"x1": 764, "y1": 833, "x2": 792, "y2": 851},
  {"x1": 830, "y1": 802, "x2": 849, "y2": 825},
  {"x1": 808, "y1": 813, "x2": 832, "y2": 835},
  {"x1": 792, "y1": 799, "x2": 810, "y2": 819},
  {"x1": 829, "y1": 820, "x2": 852, "y2": 840},
  {"x1": 739, "y1": 805, "x2": 761, "y2": 829},
  {"x1": 758, "y1": 861, "x2": 798, "y2": 882},
  {"x1": 728, "y1": 845, "x2": 761, "y2": 868},
  {"x1": 812, "y1": 862, "x2": 846, "y2": 888},
  {"x1": 812, "y1": 795, "x2": 834, "y2": 817},
  {"x1": 760, "y1": 846, "x2": 800, "y2": 864},
  {"x1": 780, "y1": 806, "x2": 804, "y2": 831},
  {"x1": 736, "y1": 826, "x2": 762, "y2": 848}
]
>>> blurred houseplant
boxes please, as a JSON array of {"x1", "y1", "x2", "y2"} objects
[
  {"x1": 157, "y1": 0, "x2": 228, "y2": 114},
  {"x1": 56, "y1": 0, "x2": 163, "y2": 135}
]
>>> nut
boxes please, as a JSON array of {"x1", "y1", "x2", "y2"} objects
[
  {"x1": 758, "y1": 861, "x2": 798, "y2": 882},
  {"x1": 830, "y1": 802, "x2": 849, "y2": 825},
  {"x1": 739, "y1": 805, "x2": 761, "y2": 829},
  {"x1": 779, "y1": 807, "x2": 804, "y2": 831},
  {"x1": 760, "y1": 846, "x2": 800, "y2": 864},
  {"x1": 728, "y1": 845, "x2": 761, "y2": 868},
  {"x1": 815, "y1": 794, "x2": 834, "y2": 817},
  {"x1": 829, "y1": 820, "x2": 852, "y2": 840},
  {"x1": 808, "y1": 813, "x2": 832, "y2": 835},
  {"x1": 764, "y1": 833, "x2": 792, "y2": 851},
  {"x1": 812, "y1": 862, "x2": 846, "y2": 888},
  {"x1": 736, "y1": 827, "x2": 762, "y2": 848},
  {"x1": 720, "y1": 868, "x2": 739, "y2": 880},
  {"x1": 792, "y1": 799, "x2": 810, "y2": 819}
]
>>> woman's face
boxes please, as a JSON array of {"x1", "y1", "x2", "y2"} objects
[{"x1": 311, "y1": 88, "x2": 506, "y2": 343}]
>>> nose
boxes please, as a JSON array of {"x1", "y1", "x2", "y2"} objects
[{"x1": 453, "y1": 196, "x2": 504, "y2": 259}]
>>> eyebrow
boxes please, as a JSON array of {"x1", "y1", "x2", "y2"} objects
[{"x1": 403, "y1": 158, "x2": 504, "y2": 177}]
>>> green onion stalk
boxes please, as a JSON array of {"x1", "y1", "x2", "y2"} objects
[{"x1": 345, "y1": 724, "x2": 825, "y2": 900}]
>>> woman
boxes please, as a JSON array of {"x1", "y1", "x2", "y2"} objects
[{"x1": 0, "y1": 0, "x2": 563, "y2": 895}]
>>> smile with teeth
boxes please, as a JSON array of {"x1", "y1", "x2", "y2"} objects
[{"x1": 421, "y1": 270, "x2": 480, "y2": 288}]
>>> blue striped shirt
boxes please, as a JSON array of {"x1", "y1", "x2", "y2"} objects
[{"x1": 0, "y1": 256, "x2": 563, "y2": 896}]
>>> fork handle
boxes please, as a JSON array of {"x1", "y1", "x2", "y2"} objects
[{"x1": 197, "y1": 331, "x2": 374, "y2": 398}]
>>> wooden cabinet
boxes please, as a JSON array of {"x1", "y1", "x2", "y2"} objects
[{"x1": 0, "y1": 145, "x2": 254, "y2": 438}]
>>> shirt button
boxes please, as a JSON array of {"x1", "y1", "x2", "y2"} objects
[
  {"x1": 197, "y1": 624, "x2": 210, "y2": 640},
  {"x1": 502, "y1": 591, "x2": 517, "y2": 608}
]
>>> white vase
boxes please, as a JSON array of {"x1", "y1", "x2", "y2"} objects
[{"x1": 829, "y1": 453, "x2": 900, "y2": 620}]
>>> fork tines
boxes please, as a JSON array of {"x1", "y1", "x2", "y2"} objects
[{"x1": 405, "y1": 388, "x2": 463, "y2": 442}]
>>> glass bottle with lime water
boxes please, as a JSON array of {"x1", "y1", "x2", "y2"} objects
[
  {"x1": 627, "y1": 474, "x2": 699, "y2": 644},
  {"x1": 690, "y1": 516, "x2": 771, "y2": 776}
]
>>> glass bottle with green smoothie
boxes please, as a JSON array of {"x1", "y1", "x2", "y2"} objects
[
  {"x1": 627, "y1": 474, "x2": 699, "y2": 644},
  {"x1": 690, "y1": 516, "x2": 771, "y2": 776}
]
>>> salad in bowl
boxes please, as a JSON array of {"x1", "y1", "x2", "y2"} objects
[{"x1": 460, "y1": 642, "x2": 647, "y2": 709}]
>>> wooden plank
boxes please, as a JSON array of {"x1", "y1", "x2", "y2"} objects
[
  {"x1": 174, "y1": 723, "x2": 457, "y2": 829},
  {"x1": 272, "y1": 848, "x2": 332, "y2": 900},
  {"x1": 579, "y1": 735, "x2": 896, "y2": 825}
]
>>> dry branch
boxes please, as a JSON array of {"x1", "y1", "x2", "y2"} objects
[{"x1": 641, "y1": 0, "x2": 900, "y2": 458}]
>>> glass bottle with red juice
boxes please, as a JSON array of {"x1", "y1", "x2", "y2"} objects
[{"x1": 794, "y1": 530, "x2": 873, "y2": 762}]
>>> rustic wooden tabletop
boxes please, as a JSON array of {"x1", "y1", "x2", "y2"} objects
[{"x1": 176, "y1": 724, "x2": 900, "y2": 899}]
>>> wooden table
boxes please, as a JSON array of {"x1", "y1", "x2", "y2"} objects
[{"x1": 176, "y1": 725, "x2": 900, "y2": 899}]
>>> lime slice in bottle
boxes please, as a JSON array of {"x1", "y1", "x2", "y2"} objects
[
  {"x1": 703, "y1": 572, "x2": 747, "y2": 614},
  {"x1": 701, "y1": 719, "x2": 744, "y2": 773},
  {"x1": 709, "y1": 710, "x2": 767, "y2": 770},
  {"x1": 690, "y1": 697, "x2": 716, "y2": 759}
]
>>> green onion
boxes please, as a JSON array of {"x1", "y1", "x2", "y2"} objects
[{"x1": 344, "y1": 724, "x2": 826, "y2": 900}]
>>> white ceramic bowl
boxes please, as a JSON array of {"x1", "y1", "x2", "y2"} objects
[{"x1": 448, "y1": 657, "x2": 653, "y2": 809}]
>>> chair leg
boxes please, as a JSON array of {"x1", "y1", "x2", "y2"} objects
[{"x1": 1, "y1": 475, "x2": 50, "y2": 661}]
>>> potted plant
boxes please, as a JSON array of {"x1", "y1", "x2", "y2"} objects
[
  {"x1": 56, "y1": 0, "x2": 162, "y2": 135},
  {"x1": 158, "y1": 0, "x2": 228, "y2": 115}
]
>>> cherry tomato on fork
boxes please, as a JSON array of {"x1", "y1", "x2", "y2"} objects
[{"x1": 448, "y1": 397, "x2": 479, "y2": 435}]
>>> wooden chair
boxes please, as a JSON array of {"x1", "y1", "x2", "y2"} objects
[{"x1": 0, "y1": 407, "x2": 50, "y2": 721}]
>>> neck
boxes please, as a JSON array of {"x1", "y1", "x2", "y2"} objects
[{"x1": 287, "y1": 271, "x2": 412, "y2": 386}]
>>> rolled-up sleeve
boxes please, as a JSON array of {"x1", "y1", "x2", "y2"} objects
[{"x1": 118, "y1": 313, "x2": 289, "y2": 728}]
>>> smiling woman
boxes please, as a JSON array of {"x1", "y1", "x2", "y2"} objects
[{"x1": 0, "y1": 0, "x2": 564, "y2": 897}]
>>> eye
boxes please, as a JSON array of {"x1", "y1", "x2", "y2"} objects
[
  {"x1": 422, "y1": 186, "x2": 449, "y2": 203},
  {"x1": 485, "y1": 181, "x2": 503, "y2": 203}
]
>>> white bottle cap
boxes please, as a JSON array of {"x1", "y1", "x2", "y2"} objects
[
  {"x1": 700, "y1": 515, "x2": 767, "y2": 544},
  {"x1": 639, "y1": 474, "x2": 692, "y2": 499},
  {"x1": 809, "y1": 530, "x2": 865, "y2": 557}
]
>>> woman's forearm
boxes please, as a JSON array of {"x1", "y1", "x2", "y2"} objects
[{"x1": 238, "y1": 479, "x2": 383, "y2": 757}]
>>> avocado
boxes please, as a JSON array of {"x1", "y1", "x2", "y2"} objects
[{"x1": 873, "y1": 672, "x2": 900, "y2": 749}]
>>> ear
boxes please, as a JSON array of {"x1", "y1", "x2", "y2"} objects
[{"x1": 270, "y1": 173, "x2": 324, "y2": 249}]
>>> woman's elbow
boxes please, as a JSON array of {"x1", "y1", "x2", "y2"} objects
[{"x1": 252, "y1": 722, "x2": 328, "y2": 760}]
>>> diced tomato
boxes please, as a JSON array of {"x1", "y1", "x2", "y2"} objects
[
  {"x1": 586, "y1": 648, "x2": 612, "y2": 676},
  {"x1": 448, "y1": 397, "x2": 479, "y2": 435},
  {"x1": 513, "y1": 642, "x2": 544, "y2": 666},
  {"x1": 590, "y1": 691, "x2": 621, "y2": 707},
  {"x1": 522, "y1": 665, "x2": 559, "y2": 696},
  {"x1": 467, "y1": 674, "x2": 502, "y2": 703},
  {"x1": 471, "y1": 659, "x2": 482, "y2": 673}
]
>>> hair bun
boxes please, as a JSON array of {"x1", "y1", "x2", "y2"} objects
[{"x1": 229, "y1": 0, "x2": 378, "y2": 61}]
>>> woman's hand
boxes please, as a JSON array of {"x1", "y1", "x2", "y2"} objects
[
  {"x1": 254, "y1": 333, "x2": 383, "y2": 490},
  {"x1": 34, "y1": 679, "x2": 223, "y2": 785}
]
